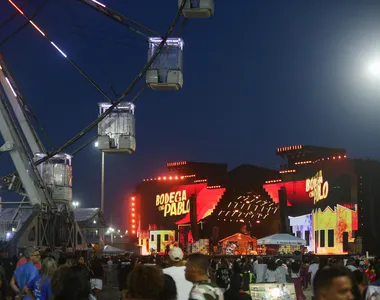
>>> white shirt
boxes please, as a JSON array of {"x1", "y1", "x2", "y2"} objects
[
  {"x1": 346, "y1": 265, "x2": 357, "y2": 272},
  {"x1": 265, "y1": 269, "x2": 280, "y2": 283},
  {"x1": 163, "y1": 266, "x2": 193, "y2": 300},
  {"x1": 254, "y1": 264, "x2": 267, "y2": 283},
  {"x1": 309, "y1": 263, "x2": 319, "y2": 296},
  {"x1": 277, "y1": 266, "x2": 287, "y2": 283}
]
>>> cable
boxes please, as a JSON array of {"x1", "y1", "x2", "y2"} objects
[
  {"x1": 7, "y1": 0, "x2": 112, "y2": 104},
  {"x1": 0, "y1": 0, "x2": 27, "y2": 30},
  {"x1": 35, "y1": 0, "x2": 188, "y2": 165},
  {"x1": 0, "y1": 0, "x2": 45, "y2": 47},
  {"x1": 70, "y1": 134, "x2": 97, "y2": 156},
  {"x1": 177, "y1": 18, "x2": 189, "y2": 37},
  {"x1": 77, "y1": 0, "x2": 162, "y2": 39}
]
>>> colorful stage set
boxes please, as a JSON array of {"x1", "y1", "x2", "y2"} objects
[
  {"x1": 264, "y1": 145, "x2": 359, "y2": 255},
  {"x1": 126, "y1": 145, "x2": 380, "y2": 256}
]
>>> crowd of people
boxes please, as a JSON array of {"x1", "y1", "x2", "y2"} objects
[{"x1": 1, "y1": 246, "x2": 380, "y2": 300}]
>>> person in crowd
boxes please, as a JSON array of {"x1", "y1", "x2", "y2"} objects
[
  {"x1": 240, "y1": 263, "x2": 253, "y2": 294},
  {"x1": 118, "y1": 253, "x2": 134, "y2": 296},
  {"x1": 10, "y1": 247, "x2": 40, "y2": 299},
  {"x1": 264, "y1": 259, "x2": 280, "y2": 283},
  {"x1": 16, "y1": 251, "x2": 41, "y2": 271},
  {"x1": 185, "y1": 253, "x2": 224, "y2": 300},
  {"x1": 89, "y1": 256, "x2": 104, "y2": 299},
  {"x1": 158, "y1": 274, "x2": 177, "y2": 300},
  {"x1": 209, "y1": 258, "x2": 217, "y2": 284},
  {"x1": 51, "y1": 265, "x2": 95, "y2": 300},
  {"x1": 309, "y1": 256, "x2": 320, "y2": 297},
  {"x1": 124, "y1": 264, "x2": 165, "y2": 300},
  {"x1": 163, "y1": 247, "x2": 192, "y2": 300},
  {"x1": 215, "y1": 258, "x2": 232, "y2": 291},
  {"x1": 300, "y1": 259, "x2": 310, "y2": 290},
  {"x1": 24, "y1": 257, "x2": 56, "y2": 300},
  {"x1": 290, "y1": 261, "x2": 306, "y2": 300},
  {"x1": 224, "y1": 274, "x2": 251, "y2": 300},
  {"x1": 313, "y1": 266, "x2": 354, "y2": 300},
  {"x1": 346, "y1": 258, "x2": 357, "y2": 272},
  {"x1": 277, "y1": 259, "x2": 288, "y2": 283},
  {"x1": 253, "y1": 258, "x2": 266, "y2": 283},
  {"x1": 0, "y1": 262, "x2": 9, "y2": 299},
  {"x1": 363, "y1": 265, "x2": 380, "y2": 300},
  {"x1": 351, "y1": 269, "x2": 367, "y2": 300}
]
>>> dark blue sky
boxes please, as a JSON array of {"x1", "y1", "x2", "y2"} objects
[{"x1": 1, "y1": 0, "x2": 380, "y2": 226}]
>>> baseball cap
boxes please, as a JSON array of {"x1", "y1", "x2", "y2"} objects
[{"x1": 169, "y1": 247, "x2": 183, "y2": 262}]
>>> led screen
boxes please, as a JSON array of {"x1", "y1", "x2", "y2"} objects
[
  {"x1": 136, "y1": 182, "x2": 225, "y2": 230},
  {"x1": 263, "y1": 159, "x2": 357, "y2": 216},
  {"x1": 264, "y1": 159, "x2": 358, "y2": 254}
]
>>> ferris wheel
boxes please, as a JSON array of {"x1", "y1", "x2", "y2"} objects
[{"x1": 0, "y1": 0, "x2": 215, "y2": 254}]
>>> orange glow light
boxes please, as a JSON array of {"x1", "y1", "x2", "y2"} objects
[
  {"x1": 132, "y1": 220, "x2": 135, "y2": 223},
  {"x1": 131, "y1": 203, "x2": 135, "y2": 206},
  {"x1": 132, "y1": 208, "x2": 135, "y2": 211},
  {"x1": 132, "y1": 230, "x2": 135, "y2": 234},
  {"x1": 131, "y1": 197, "x2": 135, "y2": 200},
  {"x1": 132, "y1": 213, "x2": 135, "y2": 217}
]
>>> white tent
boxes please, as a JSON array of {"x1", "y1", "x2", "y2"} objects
[
  {"x1": 257, "y1": 233, "x2": 306, "y2": 246},
  {"x1": 103, "y1": 245, "x2": 125, "y2": 254}
]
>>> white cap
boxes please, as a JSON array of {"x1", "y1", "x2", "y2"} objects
[{"x1": 169, "y1": 247, "x2": 183, "y2": 262}]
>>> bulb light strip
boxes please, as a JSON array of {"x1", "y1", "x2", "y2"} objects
[{"x1": 8, "y1": 0, "x2": 111, "y2": 102}]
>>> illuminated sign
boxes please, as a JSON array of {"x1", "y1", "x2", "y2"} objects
[
  {"x1": 156, "y1": 190, "x2": 190, "y2": 217},
  {"x1": 306, "y1": 170, "x2": 329, "y2": 204}
]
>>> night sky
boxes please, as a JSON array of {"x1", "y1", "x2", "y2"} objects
[{"x1": 1, "y1": 0, "x2": 380, "y2": 227}]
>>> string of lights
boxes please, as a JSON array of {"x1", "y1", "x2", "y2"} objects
[
  {"x1": 0, "y1": 0, "x2": 47, "y2": 47},
  {"x1": 8, "y1": 0, "x2": 112, "y2": 104},
  {"x1": 216, "y1": 193, "x2": 278, "y2": 223}
]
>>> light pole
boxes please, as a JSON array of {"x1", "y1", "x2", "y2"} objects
[
  {"x1": 94, "y1": 141, "x2": 105, "y2": 212},
  {"x1": 95, "y1": 141, "x2": 106, "y2": 245}
]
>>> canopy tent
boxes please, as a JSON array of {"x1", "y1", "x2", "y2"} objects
[
  {"x1": 257, "y1": 233, "x2": 306, "y2": 246},
  {"x1": 103, "y1": 245, "x2": 125, "y2": 254}
]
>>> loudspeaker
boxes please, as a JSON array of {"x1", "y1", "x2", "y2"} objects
[
  {"x1": 279, "y1": 187, "x2": 290, "y2": 234},
  {"x1": 190, "y1": 194, "x2": 199, "y2": 241},
  {"x1": 343, "y1": 232, "x2": 349, "y2": 252}
]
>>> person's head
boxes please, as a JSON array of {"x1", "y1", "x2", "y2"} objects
[
  {"x1": 158, "y1": 274, "x2": 177, "y2": 300},
  {"x1": 291, "y1": 261, "x2": 301, "y2": 274},
  {"x1": 127, "y1": 264, "x2": 165, "y2": 299},
  {"x1": 41, "y1": 257, "x2": 57, "y2": 277},
  {"x1": 185, "y1": 253, "x2": 209, "y2": 282},
  {"x1": 313, "y1": 267, "x2": 354, "y2": 300},
  {"x1": 77, "y1": 257, "x2": 85, "y2": 265},
  {"x1": 346, "y1": 258, "x2": 355, "y2": 266},
  {"x1": 229, "y1": 274, "x2": 243, "y2": 291},
  {"x1": 168, "y1": 247, "x2": 184, "y2": 266},
  {"x1": 352, "y1": 269, "x2": 367, "y2": 286},
  {"x1": 24, "y1": 247, "x2": 40, "y2": 264},
  {"x1": 267, "y1": 259, "x2": 277, "y2": 271},
  {"x1": 276, "y1": 259, "x2": 283, "y2": 267},
  {"x1": 51, "y1": 265, "x2": 91, "y2": 300}
]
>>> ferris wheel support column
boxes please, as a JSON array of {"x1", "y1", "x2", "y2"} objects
[{"x1": 0, "y1": 90, "x2": 47, "y2": 206}]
